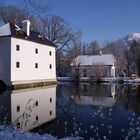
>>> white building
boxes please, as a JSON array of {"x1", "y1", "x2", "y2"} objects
[
  {"x1": 71, "y1": 54, "x2": 115, "y2": 78},
  {"x1": 0, "y1": 21, "x2": 56, "y2": 87}
]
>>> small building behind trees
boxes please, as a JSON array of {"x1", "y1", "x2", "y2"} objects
[
  {"x1": 71, "y1": 54, "x2": 116, "y2": 80},
  {"x1": 0, "y1": 20, "x2": 56, "y2": 88}
]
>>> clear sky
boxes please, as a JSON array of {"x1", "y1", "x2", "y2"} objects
[{"x1": 5, "y1": 0, "x2": 140, "y2": 45}]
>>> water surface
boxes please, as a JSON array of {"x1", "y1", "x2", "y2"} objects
[{"x1": 0, "y1": 83, "x2": 140, "y2": 140}]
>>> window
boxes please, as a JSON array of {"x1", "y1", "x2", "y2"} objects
[
  {"x1": 35, "y1": 101, "x2": 38, "y2": 106},
  {"x1": 17, "y1": 105, "x2": 20, "y2": 112},
  {"x1": 35, "y1": 48, "x2": 38, "y2": 54},
  {"x1": 16, "y1": 62, "x2": 20, "y2": 68},
  {"x1": 16, "y1": 122, "x2": 20, "y2": 129},
  {"x1": 16, "y1": 45, "x2": 20, "y2": 51},
  {"x1": 35, "y1": 63, "x2": 38, "y2": 68},
  {"x1": 50, "y1": 98, "x2": 52, "y2": 103},
  {"x1": 49, "y1": 51, "x2": 52, "y2": 56},
  {"x1": 36, "y1": 116, "x2": 39, "y2": 121},
  {"x1": 49, "y1": 64, "x2": 52, "y2": 69},
  {"x1": 50, "y1": 111, "x2": 52, "y2": 115}
]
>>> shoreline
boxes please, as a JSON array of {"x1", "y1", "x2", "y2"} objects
[{"x1": 57, "y1": 77, "x2": 140, "y2": 84}]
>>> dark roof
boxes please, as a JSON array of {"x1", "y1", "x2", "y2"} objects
[{"x1": 9, "y1": 23, "x2": 55, "y2": 47}]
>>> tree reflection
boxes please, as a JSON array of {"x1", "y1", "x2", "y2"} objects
[
  {"x1": 37, "y1": 83, "x2": 140, "y2": 139},
  {"x1": 57, "y1": 83, "x2": 140, "y2": 114},
  {"x1": 12, "y1": 98, "x2": 38, "y2": 130},
  {"x1": 115, "y1": 84, "x2": 140, "y2": 113}
]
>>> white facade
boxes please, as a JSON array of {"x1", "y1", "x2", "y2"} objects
[
  {"x1": 71, "y1": 54, "x2": 116, "y2": 77},
  {"x1": 0, "y1": 23, "x2": 56, "y2": 86},
  {"x1": 111, "y1": 65, "x2": 115, "y2": 77},
  {"x1": 11, "y1": 38, "x2": 56, "y2": 83}
]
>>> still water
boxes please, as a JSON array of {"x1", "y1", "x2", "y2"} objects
[{"x1": 0, "y1": 83, "x2": 140, "y2": 139}]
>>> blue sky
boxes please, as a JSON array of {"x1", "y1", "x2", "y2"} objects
[{"x1": 5, "y1": 0, "x2": 140, "y2": 45}]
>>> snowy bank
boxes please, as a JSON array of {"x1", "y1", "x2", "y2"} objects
[
  {"x1": 57, "y1": 76, "x2": 140, "y2": 84},
  {"x1": 127, "y1": 78, "x2": 140, "y2": 83},
  {"x1": 57, "y1": 77, "x2": 74, "y2": 82},
  {"x1": 0, "y1": 125, "x2": 82, "y2": 140}
]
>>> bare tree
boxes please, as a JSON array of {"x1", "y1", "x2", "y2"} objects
[
  {"x1": 66, "y1": 42, "x2": 86, "y2": 58},
  {"x1": 102, "y1": 41, "x2": 127, "y2": 76},
  {"x1": 60, "y1": 42, "x2": 87, "y2": 76},
  {"x1": 56, "y1": 50, "x2": 65, "y2": 76},
  {"x1": 0, "y1": 4, "x2": 41, "y2": 32},
  {"x1": 40, "y1": 16, "x2": 81, "y2": 51},
  {"x1": 0, "y1": 0, "x2": 49, "y2": 27},
  {"x1": 23, "y1": 0, "x2": 49, "y2": 15},
  {"x1": 116, "y1": 57, "x2": 127, "y2": 76},
  {"x1": 39, "y1": 15, "x2": 82, "y2": 76},
  {"x1": 128, "y1": 41, "x2": 140, "y2": 77},
  {"x1": 0, "y1": 5, "x2": 28, "y2": 24},
  {"x1": 87, "y1": 40, "x2": 100, "y2": 55},
  {"x1": 90, "y1": 63, "x2": 106, "y2": 81},
  {"x1": 71, "y1": 60, "x2": 82, "y2": 82},
  {"x1": 102, "y1": 41, "x2": 126, "y2": 58}
]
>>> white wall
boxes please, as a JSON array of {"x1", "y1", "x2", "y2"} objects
[
  {"x1": 11, "y1": 38, "x2": 56, "y2": 82},
  {"x1": 11, "y1": 85, "x2": 56, "y2": 131},
  {"x1": 0, "y1": 37, "x2": 11, "y2": 85},
  {"x1": 111, "y1": 65, "x2": 115, "y2": 77}
]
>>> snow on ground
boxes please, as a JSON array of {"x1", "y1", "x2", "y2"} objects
[
  {"x1": 0, "y1": 125, "x2": 82, "y2": 140},
  {"x1": 57, "y1": 76, "x2": 140, "y2": 83},
  {"x1": 127, "y1": 78, "x2": 140, "y2": 83}
]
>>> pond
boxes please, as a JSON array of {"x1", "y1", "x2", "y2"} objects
[{"x1": 0, "y1": 83, "x2": 140, "y2": 140}]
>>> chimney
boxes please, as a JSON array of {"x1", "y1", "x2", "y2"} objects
[{"x1": 22, "y1": 20, "x2": 31, "y2": 36}]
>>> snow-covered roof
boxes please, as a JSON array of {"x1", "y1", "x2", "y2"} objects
[
  {"x1": 71, "y1": 54, "x2": 115, "y2": 66},
  {"x1": 0, "y1": 23, "x2": 11, "y2": 36},
  {"x1": 0, "y1": 23, "x2": 55, "y2": 47}
]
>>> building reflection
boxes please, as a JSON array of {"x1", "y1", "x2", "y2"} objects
[
  {"x1": 111, "y1": 84, "x2": 116, "y2": 99},
  {"x1": 71, "y1": 84, "x2": 116, "y2": 107},
  {"x1": 0, "y1": 85, "x2": 56, "y2": 131}
]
